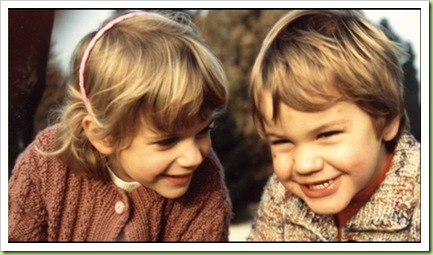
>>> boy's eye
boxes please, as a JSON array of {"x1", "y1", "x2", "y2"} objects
[
  {"x1": 318, "y1": 130, "x2": 341, "y2": 139},
  {"x1": 270, "y1": 139, "x2": 290, "y2": 146}
]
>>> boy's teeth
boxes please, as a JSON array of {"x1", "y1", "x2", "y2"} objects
[{"x1": 308, "y1": 179, "x2": 333, "y2": 190}]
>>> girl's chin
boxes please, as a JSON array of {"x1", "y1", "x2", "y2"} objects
[{"x1": 155, "y1": 185, "x2": 190, "y2": 199}]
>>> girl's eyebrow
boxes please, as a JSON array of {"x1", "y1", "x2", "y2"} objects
[
  {"x1": 164, "y1": 117, "x2": 215, "y2": 137},
  {"x1": 206, "y1": 118, "x2": 215, "y2": 127}
]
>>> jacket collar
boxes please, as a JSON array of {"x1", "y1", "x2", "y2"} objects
[{"x1": 283, "y1": 134, "x2": 419, "y2": 238}]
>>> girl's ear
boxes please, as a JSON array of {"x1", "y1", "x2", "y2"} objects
[
  {"x1": 382, "y1": 116, "x2": 400, "y2": 142},
  {"x1": 82, "y1": 115, "x2": 114, "y2": 156}
]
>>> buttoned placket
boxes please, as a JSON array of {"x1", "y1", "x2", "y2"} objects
[{"x1": 115, "y1": 200, "x2": 125, "y2": 215}]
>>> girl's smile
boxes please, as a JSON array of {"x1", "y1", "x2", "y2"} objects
[
  {"x1": 110, "y1": 115, "x2": 214, "y2": 199},
  {"x1": 163, "y1": 173, "x2": 193, "y2": 186}
]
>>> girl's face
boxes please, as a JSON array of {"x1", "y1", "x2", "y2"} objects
[
  {"x1": 260, "y1": 91, "x2": 398, "y2": 215},
  {"x1": 112, "y1": 115, "x2": 214, "y2": 199}
]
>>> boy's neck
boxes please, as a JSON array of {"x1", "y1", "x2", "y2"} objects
[{"x1": 336, "y1": 152, "x2": 394, "y2": 241}]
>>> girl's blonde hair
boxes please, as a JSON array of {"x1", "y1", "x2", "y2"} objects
[
  {"x1": 45, "y1": 11, "x2": 227, "y2": 179},
  {"x1": 250, "y1": 10, "x2": 407, "y2": 152}
]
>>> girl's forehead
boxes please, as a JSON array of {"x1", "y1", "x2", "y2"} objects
[{"x1": 140, "y1": 111, "x2": 214, "y2": 135}]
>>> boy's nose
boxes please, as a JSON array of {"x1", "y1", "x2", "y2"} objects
[
  {"x1": 177, "y1": 140, "x2": 204, "y2": 169},
  {"x1": 292, "y1": 147, "x2": 323, "y2": 175}
]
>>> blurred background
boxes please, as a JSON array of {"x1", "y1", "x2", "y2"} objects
[{"x1": 8, "y1": 9, "x2": 421, "y2": 240}]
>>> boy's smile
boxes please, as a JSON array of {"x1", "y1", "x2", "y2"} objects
[
  {"x1": 261, "y1": 91, "x2": 398, "y2": 215},
  {"x1": 299, "y1": 175, "x2": 341, "y2": 198}
]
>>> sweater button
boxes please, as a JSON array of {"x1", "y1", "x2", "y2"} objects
[{"x1": 115, "y1": 201, "x2": 125, "y2": 214}]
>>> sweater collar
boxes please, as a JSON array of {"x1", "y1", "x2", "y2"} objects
[
  {"x1": 345, "y1": 134, "x2": 420, "y2": 231},
  {"x1": 106, "y1": 165, "x2": 141, "y2": 192},
  {"x1": 285, "y1": 134, "x2": 419, "y2": 238},
  {"x1": 336, "y1": 153, "x2": 394, "y2": 230}
]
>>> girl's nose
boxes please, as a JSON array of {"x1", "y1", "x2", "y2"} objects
[{"x1": 177, "y1": 139, "x2": 205, "y2": 169}]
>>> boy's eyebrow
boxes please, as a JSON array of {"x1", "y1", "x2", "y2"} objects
[
  {"x1": 308, "y1": 119, "x2": 349, "y2": 135},
  {"x1": 264, "y1": 119, "x2": 349, "y2": 140},
  {"x1": 263, "y1": 129, "x2": 287, "y2": 140}
]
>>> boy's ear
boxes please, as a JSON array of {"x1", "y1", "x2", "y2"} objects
[
  {"x1": 382, "y1": 116, "x2": 400, "y2": 141},
  {"x1": 82, "y1": 115, "x2": 114, "y2": 156}
]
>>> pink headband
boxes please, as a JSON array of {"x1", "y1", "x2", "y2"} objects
[{"x1": 79, "y1": 12, "x2": 149, "y2": 116}]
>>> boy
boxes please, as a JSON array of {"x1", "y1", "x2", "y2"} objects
[{"x1": 247, "y1": 10, "x2": 420, "y2": 241}]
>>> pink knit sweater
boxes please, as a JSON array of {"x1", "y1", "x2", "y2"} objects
[{"x1": 9, "y1": 126, "x2": 232, "y2": 241}]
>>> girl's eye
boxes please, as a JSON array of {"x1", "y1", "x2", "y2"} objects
[
  {"x1": 318, "y1": 131, "x2": 341, "y2": 139},
  {"x1": 155, "y1": 136, "x2": 179, "y2": 147},
  {"x1": 198, "y1": 122, "x2": 215, "y2": 137}
]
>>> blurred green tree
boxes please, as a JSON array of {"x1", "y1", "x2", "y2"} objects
[
  {"x1": 194, "y1": 10, "x2": 287, "y2": 222},
  {"x1": 380, "y1": 19, "x2": 421, "y2": 142}
]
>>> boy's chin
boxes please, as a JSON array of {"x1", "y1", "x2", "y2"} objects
[{"x1": 304, "y1": 199, "x2": 349, "y2": 216}]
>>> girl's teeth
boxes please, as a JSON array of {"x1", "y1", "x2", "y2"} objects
[{"x1": 308, "y1": 179, "x2": 333, "y2": 190}]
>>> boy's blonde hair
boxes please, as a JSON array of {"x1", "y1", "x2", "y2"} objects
[
  {"x1": 48, "y1": 11, "x2": 227, "y2": 179},
  {"x1": 250, "y1": 10, "x2": 407, "y2": 152}
]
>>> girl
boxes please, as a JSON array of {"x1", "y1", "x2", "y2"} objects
[{"x1": 9, "y1": 11, "x2": 231, "y2": 241}]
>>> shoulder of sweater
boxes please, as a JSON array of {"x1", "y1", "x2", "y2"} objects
[
  {"x1": 391, "y1": 132, "x2": 420, "y2": 178},
  {"x1": 14, "y1": 124, "x2": 89, "y2": 187},
  {"x1": 11, "y1": 125, "x2": 125, "y2": 207},
  {"x1": 262, "y1": 174, "x2": 293, "y2": 202},
  {"x1": 175, "y1": 148, "x2": 231, "y2": 206},
  {"x1": 365, "y1": 133, "x2": 421, "y2": 217},
  {"x1": 203, "y1": 149, "x2": 224, "y2": 173},
  {"x1": 33, "y1": 124, "x2": 60, "y2": 152},
  {"x1": 12, "y1": 124, "x2": 60, "y2": 175},
  {"x1": 194, "y1": 148, "x2": 225, "y2": 183},
  {"x1": 395, "y1": 132, "x2": 420, "y2": 153},
  {"x1": 10, "y1": 125, "x2": 66, "y2": 200}
]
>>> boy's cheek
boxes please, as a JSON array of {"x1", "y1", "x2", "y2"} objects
[
  {"x1": 272, "y1": 155, "x2": 292, "y2": 180},
  {"x1": 329, "y1": 148, "x2": 373, "y2": 177}
]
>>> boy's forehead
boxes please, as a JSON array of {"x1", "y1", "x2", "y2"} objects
[
  {"x1": 259, "y1": 90, "x2": 275, "y2": 123},
  {"x1": 258, "y1": 87, "x2": 335, "y2": 119}
]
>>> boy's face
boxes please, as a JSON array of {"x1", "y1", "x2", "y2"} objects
[
  {"x1": 260, "y1": 91, "x2": 397, "y2": 215},
  {"x1": 113, "y1": 115, "x2": 214, "y2": 199}
]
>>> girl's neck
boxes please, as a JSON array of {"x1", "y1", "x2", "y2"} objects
[{"x1": 106, "y1": 164, "x2": 141, "y2": 192}]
